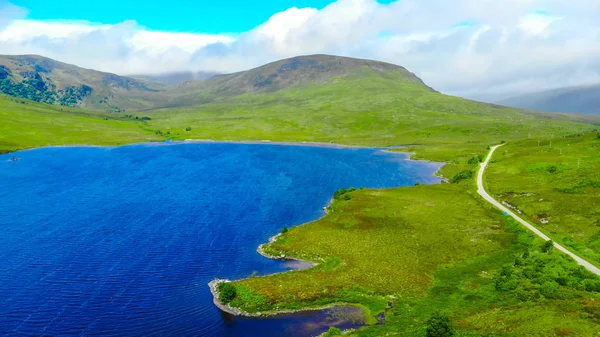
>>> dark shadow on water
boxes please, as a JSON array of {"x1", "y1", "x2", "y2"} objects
[{"x1": 219, "y1": 307, "x2": 365, "y2": 337}]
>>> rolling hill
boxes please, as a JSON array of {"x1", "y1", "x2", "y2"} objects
[
  {"x1": 0, "y1": 55, "x2": 168, "y2": 111},
  {"x1": 159, "y1": 54, "x2": 437, "y2": 108},
  {"x1": 2, "y1": 53, "x2": 597, "y2": 163},
  {"x1": 499, "y1": 84, "x2": 600, "y2": 115}
]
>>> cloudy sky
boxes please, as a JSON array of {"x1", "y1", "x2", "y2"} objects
[{"x1": 1, "y1": 0, "x2": 599, "y2": 100}]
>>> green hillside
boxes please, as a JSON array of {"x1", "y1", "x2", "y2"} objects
[
  {"x1": 159, "y1": 54, "x2": 435, "y2": 107},
  {"x1": 0, "y1": 55, "x2": 168, "y2": 111},
  {"x1": 141, "y1": 55, "x2": 594, "y2": 177},
  {"x1": 0, "y1": 94, "x2": 159, "y2": 153}
]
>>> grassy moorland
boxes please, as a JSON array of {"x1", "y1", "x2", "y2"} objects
[
  {"x1": 486, "y1": 132, "x2": 600, "y2": 267},
  {"x1": 143, "y1": 70, "x2": 594, "y2": 178},
  {"x1": 0, "y1": 95, "x2": 159, "y2": 154},
  {"x1": 222, "y1": 183, "x2": 600, "y2": 336}
]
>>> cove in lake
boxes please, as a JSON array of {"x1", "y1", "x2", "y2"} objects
[{"x1": 0, "y1": 142, "x2": 442, "y2": 336}]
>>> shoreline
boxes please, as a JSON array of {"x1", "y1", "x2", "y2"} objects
[
  {"x1": 3, "y1": 139, "x2": 446, "y2": 181},
  {"x1": 3, "y1": 138, "x2": 445, "y2": 320}
]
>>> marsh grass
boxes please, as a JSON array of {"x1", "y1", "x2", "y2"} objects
[
  {"x1": 224, "y1": 182, "x2": 600, "y2": 335},
  {"x1": 487, "y1": 131, "x2": 600, "y2": 266}
]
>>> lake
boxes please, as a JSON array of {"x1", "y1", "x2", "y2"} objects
[{"x1": 0, "y1": 142, "x2": 442, "y2": 336}]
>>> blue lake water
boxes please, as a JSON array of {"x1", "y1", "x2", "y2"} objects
[{"x1": 0, "y1": 142, "x2": 442, "y2": 336}]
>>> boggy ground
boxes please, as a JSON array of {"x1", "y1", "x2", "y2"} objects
[{"x1": 222, "y1": 179, "x2": 600, "y2": 336}]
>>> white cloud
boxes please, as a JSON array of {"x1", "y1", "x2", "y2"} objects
[{"x1": 1, "y1": 0, "x2": 600, "y2": 99}]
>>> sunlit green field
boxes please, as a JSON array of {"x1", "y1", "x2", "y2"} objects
[
  {"x1": 141, "y1": 73, "x2": 595, "y2": 178},
  {"x1": 0, "y1": 95, "x2": 159, "y2": 153},
  {"x1": 226, "y1": 183, "x2": 600, "y2": 336},
  {"x1": 487, "y1": 131, "x2": 600, "y2": 266}
]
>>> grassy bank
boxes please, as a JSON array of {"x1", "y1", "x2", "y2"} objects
[
  {"x1": 140, "y1": 75, "x2": 596, "y2": 178},
  {"x1": 220, "y1": 181, "x2": 600, "y2": 336},
  {"x1": 0, "y1": 95, "x2": 160, "y2": 154},
  {"x1": 486, "y1": 131, "x2": 600, "y2": 267}
]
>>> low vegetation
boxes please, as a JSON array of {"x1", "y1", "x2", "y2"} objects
[
  {"x1": 217, "y1": 282, "x2": 237, "y2": 304},
  {"x1": 0, "y1": 94, "x2": 159, "y2": 153},
  {"x1": 486, "y1": 131, "x2": 600, "y2": 266},
  {"x1": 223, "y1": 184, "x2": 600, "y2": 335}
]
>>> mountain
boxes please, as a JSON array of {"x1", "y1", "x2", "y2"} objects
[
  {"x1": 498, "y1": 85, "x2": 600, "y2": 115},
  {"x1": 0, "y1": 55, "x2": 168, "y2": 111},
  {"x1": 131, "y1": 71, "x2": 220, "y2": 85},
  {"x1": 159, "y1": 54, "x2": 437, "y2": 108}
]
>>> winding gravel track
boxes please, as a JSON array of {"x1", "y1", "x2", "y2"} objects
[{"x1": 478, "y1": 144, "x2": 600, "y2": 276}]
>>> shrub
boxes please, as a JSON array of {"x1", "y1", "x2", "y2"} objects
[
  {"x1": 217, "y1": 282, "x2": 237, "y2": 304},
  {"x1": 584, "y1": 279, "x2": 600, "y2": 292},
  {"x1": 468, "y1": 155, "x2": 485, "y2": 165},
  {"x1": 450, "y1": 170, "x2": 473, "y2": 184},
  {"x1": 185, "y1": 126, "x2": 192, "y2": 132},
  {"x1": 542, "y1": 240, "x2": 554, "y2": 253},
  {"x1": 323, "y1": 326, "x2": 342, "y2": 337},
  {"x1": 334, "y1": 188, "x2": 347, "y2": 199},
  {"x1": 281, "y1": 226, "x2": 289, "y2": 234},
  {"x1": 426, "y1": 312, "x2": 455, "y2": 337},
  {"x1": 334, "y1": 187, "x2": 356, "y2": 200},
  {"x1": 540, "y1": 281, "x2": 560, "y2": 299},
  {"x1": 547, "y1": 165, "x2": 558, "y2": 173}
]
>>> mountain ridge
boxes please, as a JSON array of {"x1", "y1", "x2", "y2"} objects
[
  {"x1": 498, "y1": 84, "x2": 600, "y2": 115},
  {"x1": 0, "y1": 54, "x2": 167, "y2": 111},
  {"x1": 1, "y1": 54, "x2": 437, "y2": 111}
]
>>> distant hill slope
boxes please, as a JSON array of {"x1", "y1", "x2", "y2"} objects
[
  {"x1": 0, "y1": 55, "x2": 168, "y2": 111},
  {"x1": 499, "y1": 85, "x2": 600, "y2": 115},
  {"x1": 131, "y1": 71, "x2": 220, "y2": 85},
  {"x1": 161, "y1": 54, "x2": 437, "y2": 108}
]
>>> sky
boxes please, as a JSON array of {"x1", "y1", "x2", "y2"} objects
[{"x1": 1, "y1": 0, "x2": 600, "y2": 100}]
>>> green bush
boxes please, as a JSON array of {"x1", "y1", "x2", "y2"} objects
[
  {"x1": 281, "y1": 226, "x2": 289, "y2": 234},
  {"x1": 450, "y1": 170, "x2": 473, "y2": 184},
  {"x1": 323, "y1": 326, "x2": 342, "y2": 337},
  {"x1": 218, "y1": 282, "x2": 237, "y2": 304},
  {"x1": 542, "y1": 240, "x2": 554, "y2": 253},
  {"x1": 426, "y1": 312, "x2": 455, "y2": 337},
  {"x1": 540, "y1": 281, "x2": 560, "y2": 299},
  {"x1": 468, "y1": 155, "x2": 485, "y2": 165},
  {"x1": 185, "y1": 126, "x2": 192, "y2": 131},
  {"x1": 334, "y1": 187, "x2": 356, "y2": 200}
]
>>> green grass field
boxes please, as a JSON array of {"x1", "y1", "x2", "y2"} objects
[
  {"x1": 224, "y1": 183, "x2": 600, "y2": 336},
  {"x1": 486, "y1": 131, "x2": 600, "y2": 267},
  {"x1": 141, "y1": 73, "x2": 595, "y2": 179},
  {"x1": 0, "y1": 95, "x2": 159, "y2": 153}
]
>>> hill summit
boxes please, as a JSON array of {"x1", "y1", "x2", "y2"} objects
[
  {"x1": 177, "y1": 54, "x2": 436, "y2": 95},
  {"x1": 1, "y1": 54, "x2": 436, "y2": 110}
]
